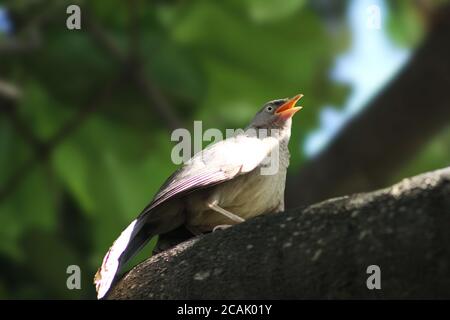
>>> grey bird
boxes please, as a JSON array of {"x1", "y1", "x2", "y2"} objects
[{"x1": 94, "y1": 94, "x2": 303, "y2": 299}]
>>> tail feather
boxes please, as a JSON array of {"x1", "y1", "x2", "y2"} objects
[
  {"x1": 94, "y1": 199, "x2": 185, "y2": 299},
  {"x1": 94, "y1": 218, "x2": 151, "y2": 299}
]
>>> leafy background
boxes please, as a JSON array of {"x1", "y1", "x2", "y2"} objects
[{"x1": 0, "y1": 0, "x2": 448, "y2": 299}]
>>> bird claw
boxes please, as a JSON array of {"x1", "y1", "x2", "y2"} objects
[{"x1": 213, "y1": 224, "x2": 232, "y2": 232}]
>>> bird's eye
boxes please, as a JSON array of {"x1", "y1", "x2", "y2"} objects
[{"x1": 266, "y1": 106, "x2": 273, "y2": 112}]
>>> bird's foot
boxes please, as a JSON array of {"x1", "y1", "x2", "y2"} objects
[{"x1": 213, "y1": 224, "x2": 232, "y2": 232}]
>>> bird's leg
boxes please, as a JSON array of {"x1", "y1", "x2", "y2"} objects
[{"x1": 207, "y1": 201, "x2": 245, "y2": 223}]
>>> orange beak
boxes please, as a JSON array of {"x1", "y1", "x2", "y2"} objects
[{"x1": 275, "y1": 94, "x2": 303, "y2": 120}]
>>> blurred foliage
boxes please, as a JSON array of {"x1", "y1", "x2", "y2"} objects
[
  {"x1": 393, "y1": 127, "x2": 450, "y2": 184},
  {"x1": 0, "y1": 0, "x2": 447, "y2": 299},
  {"x1": 386, "y1": 0, "x2": 425, "y2": 46}
]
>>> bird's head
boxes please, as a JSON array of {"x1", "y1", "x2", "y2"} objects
[{"x1": 248, "y1": 94, "x2": 303, "y2": 133}]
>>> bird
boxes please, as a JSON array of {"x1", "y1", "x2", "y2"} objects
[{"x1": 94, "y1": 94, "x2": 303, "y2": 299}]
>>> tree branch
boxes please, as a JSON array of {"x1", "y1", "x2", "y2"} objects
[{"x1": 108, "y1": 167, "x2": 450, "y2": 299}]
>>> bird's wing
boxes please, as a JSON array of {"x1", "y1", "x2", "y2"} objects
[{"x1": 140, "y1": 134, "x2": 279, "y2": 215}]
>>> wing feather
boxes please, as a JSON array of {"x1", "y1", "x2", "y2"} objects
[{"x1": 140, "y1": 134, "x2": 278, "y2": 215}]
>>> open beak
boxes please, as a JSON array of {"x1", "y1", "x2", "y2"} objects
[{"x1": 275, "y1": 94, "x2": 303, "y2": 120}]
